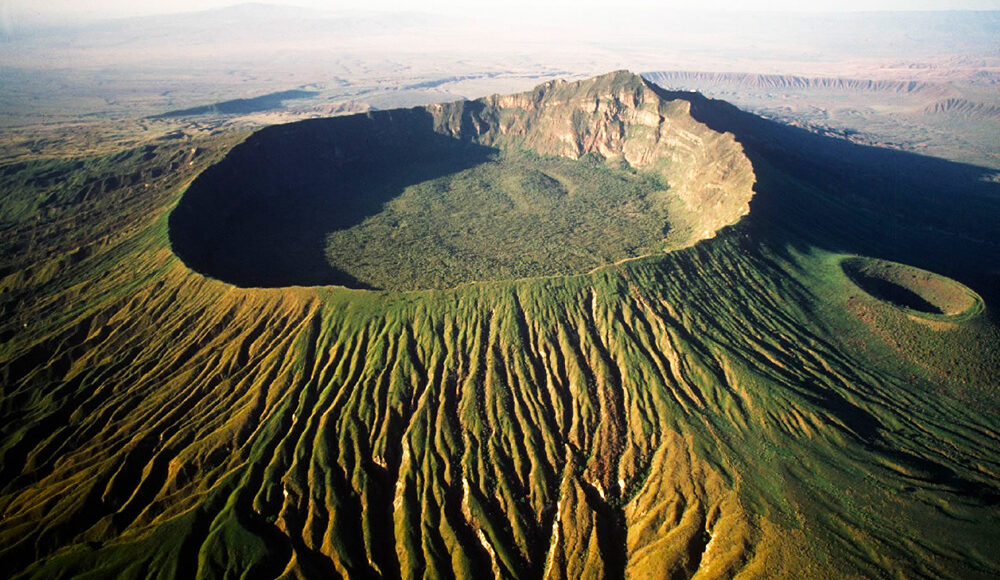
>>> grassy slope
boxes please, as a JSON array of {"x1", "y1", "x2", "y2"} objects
[{"x1": 1, "y1": 82, "x2": 1000, "y2": 578}]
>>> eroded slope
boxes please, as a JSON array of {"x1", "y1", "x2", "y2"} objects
[{"x1": 2, "y1": 74, "x2": 1000, "y2": 579}]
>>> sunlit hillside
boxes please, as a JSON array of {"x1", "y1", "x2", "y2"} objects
[{"x1": 1, "y1": 71, "x2": 999, "y2": 578}]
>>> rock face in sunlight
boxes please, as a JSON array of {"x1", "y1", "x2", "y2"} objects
[{"x1": 1, "y1": 71, "x2": 1000, "y2": 579}]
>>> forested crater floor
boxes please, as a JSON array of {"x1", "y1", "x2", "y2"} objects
[{"x1": 1, "y1": 72, "x2": 1000, "y2": 578}]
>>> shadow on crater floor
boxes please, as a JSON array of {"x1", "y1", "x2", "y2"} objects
[
  {"x1": 844, "y1": 267, "x2": 944, "y2": 314},
  {"x1": 169, "y1": 108, "x2": 497, "y2": 289}
]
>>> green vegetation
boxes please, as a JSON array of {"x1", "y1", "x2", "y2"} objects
[
  {"x1": 326, "y1": 150, "x2": 676, "y2": 290},
  {"x1": 1, "y1": 72, "x2": 999, "y2": 579}
]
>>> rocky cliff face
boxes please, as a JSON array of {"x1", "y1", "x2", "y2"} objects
[{"x1": 427, "y1": 70, "x2": 756, "y2": 243}]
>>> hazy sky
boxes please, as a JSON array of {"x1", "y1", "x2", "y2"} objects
[{"x1": 5, "y1": 0, "x2": 1000, "y2": 21}]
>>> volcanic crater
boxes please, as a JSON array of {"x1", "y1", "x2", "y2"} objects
[
  {"x1": 842, "y1": 256, "x2": 983, "y2": 318},
  {"x1": 168, "y1": 71, "x2": 756, "y2": 291}
]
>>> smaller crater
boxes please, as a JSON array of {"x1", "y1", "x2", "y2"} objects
[{"x1": 842, "y1": 257, "x2": 982, "y2": 318}]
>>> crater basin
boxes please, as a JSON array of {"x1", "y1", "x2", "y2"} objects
[
  {"x1": 169, "y1": 72, "x2": 756, "y2": 291},
  {"x1": 841, "y1": 257, "x2": 983, "y2": 318}
]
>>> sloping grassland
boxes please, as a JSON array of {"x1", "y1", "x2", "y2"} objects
[{"x1": 1, "y1": 73, "x2": 999, "y2": 578}]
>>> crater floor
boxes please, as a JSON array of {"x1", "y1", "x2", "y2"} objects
[{"x1": 324, "y1": 151, "x2": 684, "y2": 290}]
